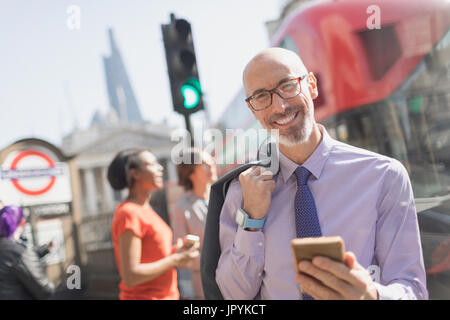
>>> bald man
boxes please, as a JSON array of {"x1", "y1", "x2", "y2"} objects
[{"x1": 215, "y1": 48, "x2": 428, "y2": 300}]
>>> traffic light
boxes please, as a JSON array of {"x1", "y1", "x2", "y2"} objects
[{"x1": 161, "y1": 14, "x2": 204, "y2": 116}]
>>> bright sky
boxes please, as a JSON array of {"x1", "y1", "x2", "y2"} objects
[{"x1": 0, "y1": 0, "x2": 281, "y2": 149}]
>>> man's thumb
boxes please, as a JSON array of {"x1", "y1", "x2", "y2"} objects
[{"x1": 345, "y1": 251, "x2": 357, "y2": 269}]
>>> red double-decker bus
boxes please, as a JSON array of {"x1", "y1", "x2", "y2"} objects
[{"x1": 215, "y1": 0, "x2": 450, "y2": 299}]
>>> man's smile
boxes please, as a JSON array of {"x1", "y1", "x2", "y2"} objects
[
  {"x1": 269, "y1": 104, "x2": 305, "y2": 129},
  {"x1": 272, "y1": 111, "x2": 299, "y2": 127}
]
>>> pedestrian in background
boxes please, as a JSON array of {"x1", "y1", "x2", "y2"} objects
[
  {"x1": 108, "y1": 148, "x2": 199, "y2": 300},
  {"x1": 0, "y1": 205, "x2": 55, "y2": 300},
  {"x1": 170, "y1": 148, "x2": 217, "y2": 299}
]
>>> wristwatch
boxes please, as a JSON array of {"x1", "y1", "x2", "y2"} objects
[{"x1": 235, "y1": 208, "x2": 266, "y2": 230}]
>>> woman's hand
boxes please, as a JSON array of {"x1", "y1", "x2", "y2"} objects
[{"x1": 172, "y1": 238, "x2": 200, "y2": 268}]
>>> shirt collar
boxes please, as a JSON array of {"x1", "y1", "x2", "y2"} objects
[{"x1": 278, "y1": 124, "x2": 336, "y2": 183}]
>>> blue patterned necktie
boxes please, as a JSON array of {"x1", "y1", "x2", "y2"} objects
[{"x1": 294, "y1": 166, "x2": 322, "y2": 300}]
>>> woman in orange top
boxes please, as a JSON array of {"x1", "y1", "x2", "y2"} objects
[{"x1": 108, "y1": 148, "x2": 199, "y2": 300}]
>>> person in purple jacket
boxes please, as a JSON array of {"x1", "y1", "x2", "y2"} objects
[
  {"x1": 0, "y1": 206, "x2": 55, "y2": 299},
  {"x1": 215, "y1": 48, "x2": 428, "y2": 300}
]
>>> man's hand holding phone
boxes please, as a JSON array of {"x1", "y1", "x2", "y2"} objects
[{"x1": 292, "y1": 236, "x2": 378, "y2": 300}]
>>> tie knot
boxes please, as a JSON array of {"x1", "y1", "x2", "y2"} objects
[{"x1": 294, "y1": 166, "x2": 311, "y2": 185}]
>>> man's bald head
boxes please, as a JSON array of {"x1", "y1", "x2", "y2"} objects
[
  {"x1": 241, "y1": 47, "x2": 318, "y2": 148},
  {"x1": 243, "y1": 48, "x2": 308, "y2": 95}
]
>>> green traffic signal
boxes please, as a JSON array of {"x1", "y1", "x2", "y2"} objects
[
  {"x1": 162, "y1": 15, "x2": 204, "y2": 115},
  {"x1": 181, "y1": 84, "x2": 199, "y2": 109},
  {"x1": 181, "y1": 78, "x2": 202, "y2": 109}
]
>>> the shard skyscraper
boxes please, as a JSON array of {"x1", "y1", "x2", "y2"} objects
[{"x1": 103, "y1": 28, "x2": 143, "y2": 124}]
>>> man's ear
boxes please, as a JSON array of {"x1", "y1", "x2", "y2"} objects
[{"x1": 307, "y1": 72, "x2": 319, "y2": 100}]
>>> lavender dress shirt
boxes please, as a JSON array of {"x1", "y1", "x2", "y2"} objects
[{"x1": 216, "y1": 125, "x2": 428, "y2": 300}]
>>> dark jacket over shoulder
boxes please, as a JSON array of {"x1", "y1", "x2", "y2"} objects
[{"x1": 0, "y1": 237, "x2": 55, "y2": 300}]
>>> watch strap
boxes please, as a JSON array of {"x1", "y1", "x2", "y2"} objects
[
  {"x1": 238, "y1": 208, "x2": 266, "y2": 230},
  {"x1": 244, "y1": 216, "x2": 266, "y2": 229}
]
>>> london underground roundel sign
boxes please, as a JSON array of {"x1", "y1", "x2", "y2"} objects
[
  {"x1": 0, "y1": 146, "x2": 72, "y2": 206},
  {"x1": 8, "y1": 150, "x2": 59, "y2": 196}
]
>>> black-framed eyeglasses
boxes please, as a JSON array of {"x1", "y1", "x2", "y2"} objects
[{"x1": 245, "y1": 75, "x2": 307, "y2": 111}]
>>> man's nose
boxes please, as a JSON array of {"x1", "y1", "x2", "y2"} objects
[{"x1": 270, "y1": 92, "x2": 288, "y2": 112}]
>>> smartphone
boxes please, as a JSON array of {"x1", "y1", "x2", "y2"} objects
[
  {"x1": 183, "y1": 234, "x2": 200, "y2": 249},
  {"x1": 291, "y1": 236, "x2": 345, "y2": 273}
]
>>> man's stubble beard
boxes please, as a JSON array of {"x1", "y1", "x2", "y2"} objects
[{"x1": 270, "y1": 106, "x2": 314, "y2": 147}]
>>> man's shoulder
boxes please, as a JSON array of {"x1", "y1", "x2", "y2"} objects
[
  {"x1": 330, "y1": 140, "x2": 395, "y2": 165},
  {"x1": 331, "y1": 139, "x2": 388, "y2": 159},
  {"x1": 330, "y1": 140, "x2": 409, "y2": 179}
]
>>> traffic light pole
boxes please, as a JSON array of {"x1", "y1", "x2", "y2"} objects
[{"x1": 184, "y1": 114, "x2": 194, "y2": 147}]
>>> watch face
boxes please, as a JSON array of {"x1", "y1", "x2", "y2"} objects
[{"x1": 235, "y1": 210, "x2": 244, "y2": 226}]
